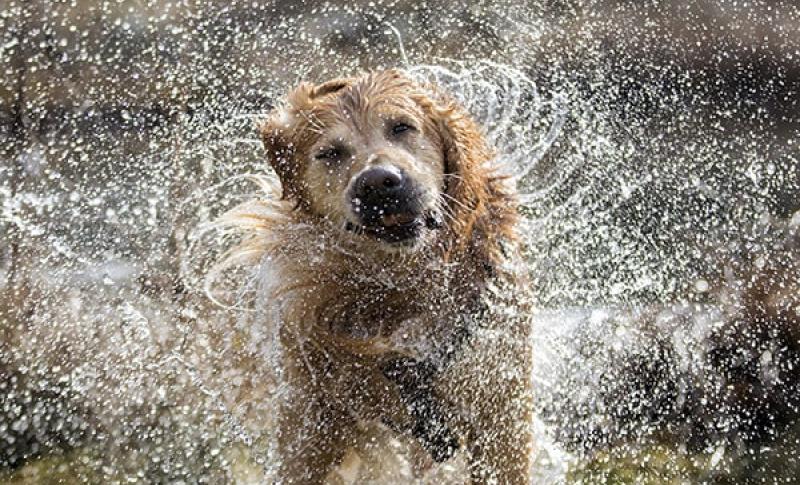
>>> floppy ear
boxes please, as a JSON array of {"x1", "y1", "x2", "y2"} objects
[
  {"x1": 438, "y1": 105, "x2": 492, "y2": 198},
  {"x1": 311, "y1": 78, "x2": 354, "y2": 98},
  {"x1": 430, "y1": 98, "x2": 494, "y2": 237},
  {"x1": 259, "y1": 78, "x2": 354, "y2": 203},
  {"x1": 428, "y1": 98, "x2": 519, "y2": 266},
  {"x1": 260, "y1": 115, "x2": 302, "y2": 202}
]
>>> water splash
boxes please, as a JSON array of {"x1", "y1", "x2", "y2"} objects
[
  {"x1": 407, "y1": 61, "x2": 569, "y2": 185},
  {"x1": 1, "y1": 0, "x2": 799, "y2": 482}
]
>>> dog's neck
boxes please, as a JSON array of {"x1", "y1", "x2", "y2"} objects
[
  {"x1": 266, "y1": 213, "x2": 501, "y2": 346},
  {"x1": 226, "y1": 178, "x2": 518, "y2": 354}
]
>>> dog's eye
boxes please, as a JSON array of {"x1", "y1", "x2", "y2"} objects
[
  {"x1": 391, "y1": 122, "x2": 415, "y2": 135},
  {"x1": 315, "y1": 148, "x2": 340, "y2": 161}
]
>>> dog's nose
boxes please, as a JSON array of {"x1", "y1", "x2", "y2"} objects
[{"x1": 354, "y1": 166, "x2": 405, "y2": 199}]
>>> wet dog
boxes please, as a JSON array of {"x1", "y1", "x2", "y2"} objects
[{"x1": 222, "y1": 70, "x2": 533, "y2": 483}]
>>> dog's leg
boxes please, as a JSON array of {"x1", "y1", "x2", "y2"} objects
[
  {"x1": 276, "y1": 343, "x2": 412, "y2": 484},
  {"x1": 466, "y1": 374, "x2": 534, "y2": 485},
  {"x1": 276, "y1": 386, "x2": 355, "y2": 484},
  {"x1": 441, "y1": 320, "x2": 534, "y2": 485},
  {"x1": 380, "y1": 356, "x2": 460, "y2": 463},
  {"x1": 276, "y1": 344, "x2": 356, "y2": 485}
]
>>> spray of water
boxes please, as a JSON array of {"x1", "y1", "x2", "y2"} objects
[{"x1": 1, "y1": 0, "x2": 798, "y2": 482}]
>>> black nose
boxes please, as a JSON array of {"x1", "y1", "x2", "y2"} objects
[{"x1": 353, "y1": 166, "x2": 405, "y2": 199}]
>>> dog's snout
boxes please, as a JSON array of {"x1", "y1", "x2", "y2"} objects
[
  {"x1": 354, "y1": 166, "x2": 405, "y2": 198},
  {"x1": 349, "y1": 164, "x2": 424, "y2": 233}
]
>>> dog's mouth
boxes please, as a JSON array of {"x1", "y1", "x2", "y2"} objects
[{"x1": 345, "y1": 212, "x2": 442, "y2": 244}]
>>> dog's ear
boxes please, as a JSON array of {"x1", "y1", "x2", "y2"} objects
[
  {"x1": 429, "y1": 97, "x2": 493, "y2": 236},
  {"x1": 427, "y1": 96, "x2": 518, "y2": 266},
  {"x1": 438, "y1": 107, "x2": 491, "y2": 194},
  {"x1": 259, "y1": 106, "x2": 304, "y2": 203},
  {"x1": 311, "y1": 78, "x2": 353, "y2": 98},
  {"x1": 259, "y1": 78, "x2": 354, "y2": 203}
]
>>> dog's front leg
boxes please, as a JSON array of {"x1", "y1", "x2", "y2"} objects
[
  {"x1": 466, "y1": 373, "x2": 534, "y2": 485},
  {"x1": 442, "y1": 322, "x2": 534, "y2": 485},
  {"x1": 275, "y1": 350, "x2": 357, "y2": 485},
  {"x1": 276, "y1": 384, "x2": 355, "y2": 484}
]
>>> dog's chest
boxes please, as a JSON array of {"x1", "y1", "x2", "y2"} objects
[{"x1": 320, "y1": 287, "x2": 445, "y2": 340}]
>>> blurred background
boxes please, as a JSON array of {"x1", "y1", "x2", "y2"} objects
[{"x1": 0, "y1": 0, "x2": 798, "y2": 482}]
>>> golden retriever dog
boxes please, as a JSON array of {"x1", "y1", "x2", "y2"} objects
[{"x1": 221, "y1": 69, "x2": 533, "y2": 483}]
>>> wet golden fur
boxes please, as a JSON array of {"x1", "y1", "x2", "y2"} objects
[{"x1": 219, "y1": 70, "x2": 533, "y2": 483}]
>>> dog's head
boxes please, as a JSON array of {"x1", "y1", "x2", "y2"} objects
[{"x1": 260, "y1": 70, "x2": 494, "y2": 252}]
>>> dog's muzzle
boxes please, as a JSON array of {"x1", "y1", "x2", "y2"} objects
[{"x1": 347, "y1": 166, "x2": 438, "y2": 243}]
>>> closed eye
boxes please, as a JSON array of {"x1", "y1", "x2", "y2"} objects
[
  {"x1": 391, "y1": 122, "x2": 416, "y2": 136},
  {"x1": 315, "y1": 147, "x2": 340, "y2": 161}
]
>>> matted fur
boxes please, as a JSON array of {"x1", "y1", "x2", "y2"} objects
[{"x1": 215, "y1": 70, "x2": 533, "y2": 483}]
